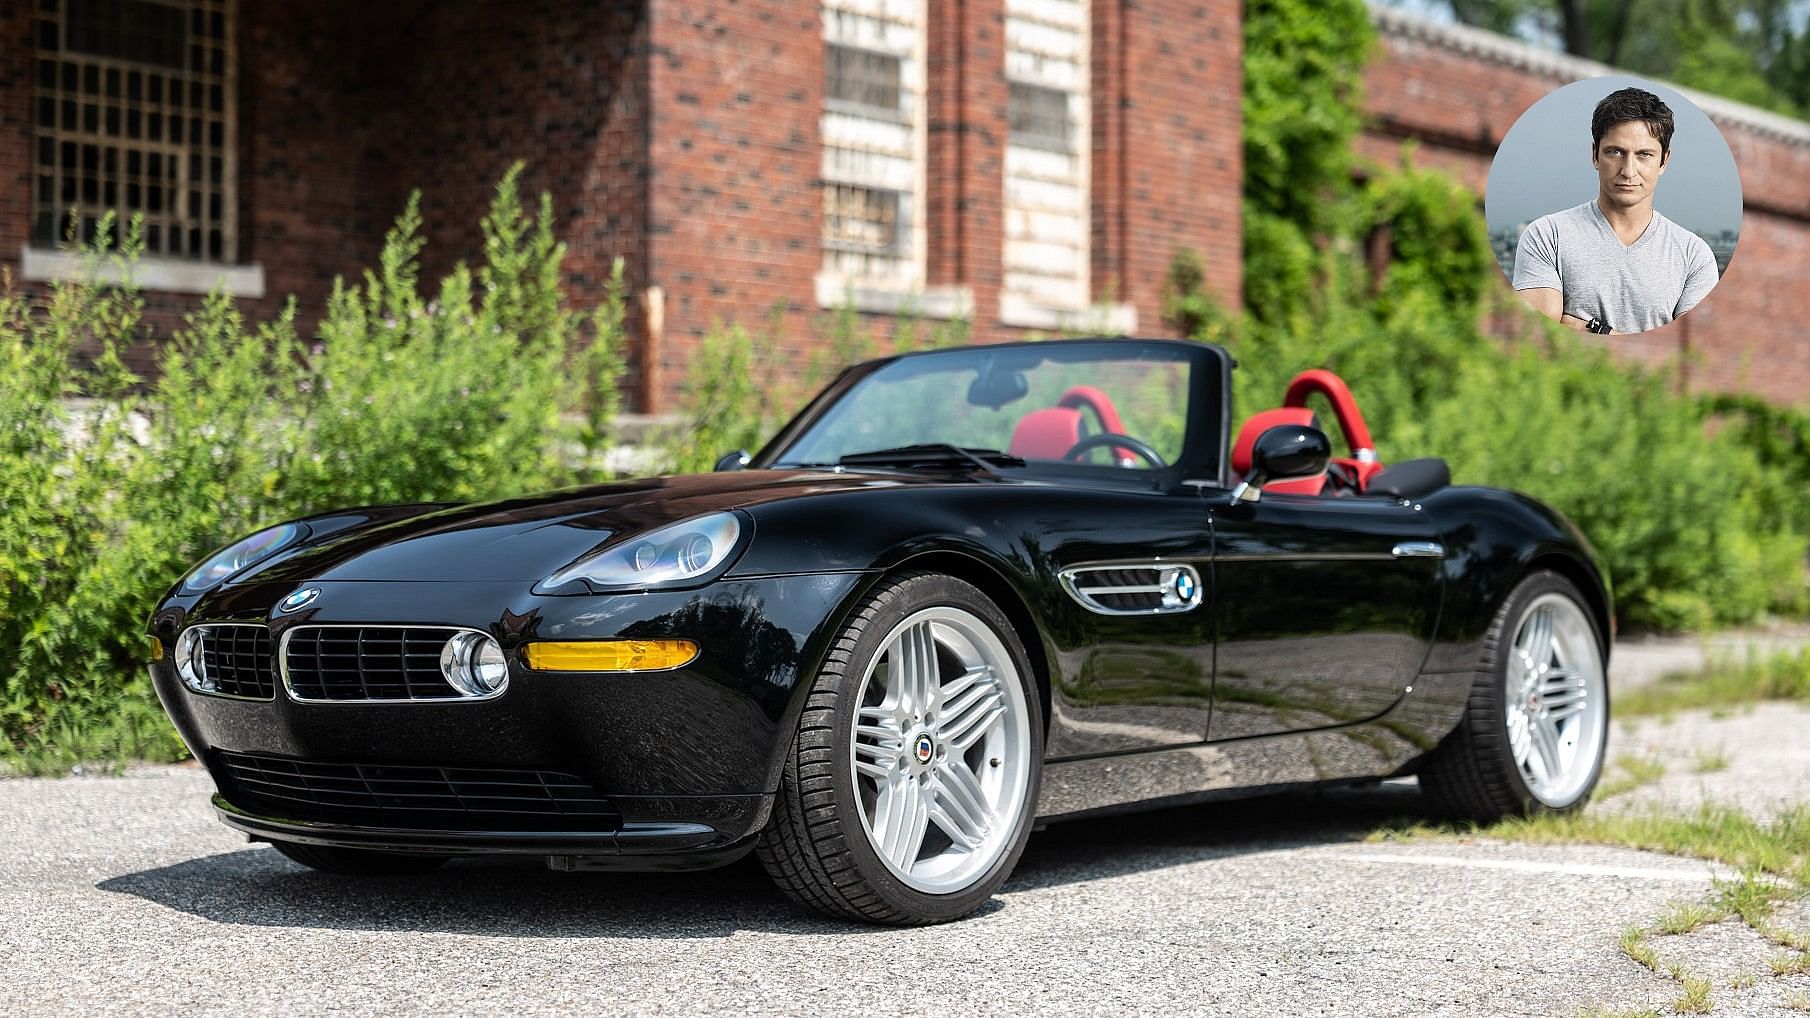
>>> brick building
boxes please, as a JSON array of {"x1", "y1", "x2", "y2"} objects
[
  {"x1": 1, "y1": 1, "x2": 1803, "y2": 412},
  {"x1": 1362, "y1": 9, "x2": 1810, "y2": 406},
  {"x1": 0, "y1": 0, "x2": 1242, "y2": 413}
]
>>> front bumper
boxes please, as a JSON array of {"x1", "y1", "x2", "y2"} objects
[
  {"x1": 150, "y1": 572, "x2": 869, "y2": 866},
  {"x1": 213, "y1": 794, "x2": 770, "y2": 871}
]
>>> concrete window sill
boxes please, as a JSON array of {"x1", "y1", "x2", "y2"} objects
[
  {"x1": 21, "y1": 246, "x2": 267, "y2": 299},
  {"x1": 814, "y1": 274, "x2": 974, "y2": 320},
  {"x1": 997, "y1": 295, "x2": 1137, "y2": 334}
]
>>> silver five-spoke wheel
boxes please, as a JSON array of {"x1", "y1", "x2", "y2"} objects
[
  {"x1": 757, "y1": 571, "x2": 1043, "y2": 925},
  {"x1": 851, "y1": 607, "x2": 1033, "y2": 894},
  {"x1": 1505, "y1": 592, "x2": 1607, "y2": 807},
  {"x1": 1419, "y1": 570, "x2": 1609, "y2": 821}
]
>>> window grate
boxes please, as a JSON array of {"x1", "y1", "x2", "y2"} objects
[
  {"x1": 30, "y1": 0, "x2": 236, "y2": 262},
  {"x1": 826, "y1": 43, "x2": 902, "y2": 115},
  {"x1": 1008, "y1": 81, "x2": 1074, "y2": 151},
  {"x1": 823, "y1": 183, "x2": 904, "y2": 255}
]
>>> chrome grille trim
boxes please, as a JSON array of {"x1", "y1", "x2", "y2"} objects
[
  {"x1": 279, "y1": 624, "x2": 502, "y2": 704},
  {"x1": 1058, "y1": 561, "x2": 1206, "y2": 616},
  {"x1": 184, "y1": 623, "x2": 277, "y2": 701}
]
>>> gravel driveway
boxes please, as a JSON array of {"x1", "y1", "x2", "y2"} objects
[{"x1": 3, "y1": 702, "x2": 1806, "y2": 1017}]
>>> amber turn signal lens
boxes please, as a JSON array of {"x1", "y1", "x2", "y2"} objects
[
  {"x1": 524, "y1": 639, "x2": 699, "y2": 672},
  {"x1": 149, "y1": 637, "x2": 166, "y2": 662}
]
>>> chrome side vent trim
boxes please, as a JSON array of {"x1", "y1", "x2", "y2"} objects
[{"x1": 1059, "y1": 562, "x2": 1205, "y2": 616}]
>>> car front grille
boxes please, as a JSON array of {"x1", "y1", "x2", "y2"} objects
[
  {"x1": 282, "y1": 626, "x2": 464, "y2": 701},
  {"x1": 195, "y1": 624, "x2": 277, "y2": 699},
  {"x1": 214, "y1": 752, "x2": 622, "y2": 832}
]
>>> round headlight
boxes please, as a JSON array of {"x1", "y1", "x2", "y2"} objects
[
  {"x1": 675, "y1": 534, "x2": 715, "y2": 573},
  {"x1": 632, "y1": 543, "x2": 659, "y2": 571},
  {"x1": 174, "y1": 628, "x2": 209, "y2": 690},
  {"x1": 439, "y1": 632, "x2": 508, "y2": 697}
]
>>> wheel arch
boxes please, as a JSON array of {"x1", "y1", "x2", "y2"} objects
[
  {"x1": 1523, "y1": 550, "x2": 1613, "y2": 665},
  {"x1": 884, "y1": 549, "x2": 1056, "y2": 737}
]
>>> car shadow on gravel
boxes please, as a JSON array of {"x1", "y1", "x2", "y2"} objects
[{"x1": 97, "y1": 781, "x2": 1429, "y2": 939}]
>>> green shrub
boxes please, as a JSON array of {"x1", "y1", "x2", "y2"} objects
[
  {"x1": 661, "y1": 300, "x2": 972, "y2": 474},
  {"x1": 1181, "y1": 0, "x2": 1810, "y2": 631},
  {"x1": 0, "y1": 166, "x2": 627, "y2": 773}
]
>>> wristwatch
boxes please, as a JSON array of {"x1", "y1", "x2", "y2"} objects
[{"x1": 1584, "y1": 316, "x2": 1612, "y2": 334}]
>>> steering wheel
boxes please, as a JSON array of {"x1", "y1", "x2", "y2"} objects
[{"x1": 1061, "y1": 433, "x2": 1167, "y2": 468}]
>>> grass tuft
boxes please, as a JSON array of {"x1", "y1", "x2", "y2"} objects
[
  {"x1": 1667, "y1": 965, "x2": 1712, "y2": 1013},
  {"x1": 1594, "y1": 753, "x2": 1668, "y2": 800},
  {"x1": 1690, "y1": 746, "x2": 1731, "y2": 774},
  {"x1": 1618, "y1": 648, "x2": 1810, "y2": 718},
  {"x1": 1657, "y1": 901, "x2": 1725, "y2": 935},
  {"x1": 1787, "y1": 990, "x2": 1810, "y2": 1013},
  {"x1": 1621, "y1": 926, "x2": 1661, "y2": 972}
]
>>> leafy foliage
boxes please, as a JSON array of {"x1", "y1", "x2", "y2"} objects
[
  {"x1": 0, "y1": 166, "x2": 627, "y2": 773},
  {"x1": 1193, "y1": 0, "x2": 1810, "y2": 630},
  {"x1": 1386, "y1": 0, "x2": 1810, "y2": 120}
]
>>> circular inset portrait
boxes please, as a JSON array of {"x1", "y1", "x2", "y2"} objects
[{"x1": 1486, "y1": 77, "x2": 1741, "y2": 336}]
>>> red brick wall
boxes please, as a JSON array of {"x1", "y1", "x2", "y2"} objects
[
  {"x1": 1094, "y1": 0, "x2": 1243, "y2": 324},
  {"x1": 1362, "y1": 18, "x2": 1810, "y2": 408},
  {"x1": 1, "y1": 0, "x2": 1247, "y2": 411},
  {"x1": 368, "y1": 2, "x2": 650, "y2": 318},
  {"x1": 927, "y1": 0, "x2": 1006, "y2": 315},
  {"x1": 0, "y1": 6, "x2": 30, "y2": 281},
  {"x1": 237, "y1": 2, "x2": 390, "y2": 330},
  {"x1": 643, "y1": 0, "x2": 824, "y2": 407}
]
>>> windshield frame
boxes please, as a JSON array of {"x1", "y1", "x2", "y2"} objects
[{"x1": 752, "y1": 338, "x2": 1233, "y2": 487}]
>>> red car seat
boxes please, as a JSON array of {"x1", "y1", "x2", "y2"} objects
[
  {"x1": 1008, "y1": 407, "x2": 1084, "y2": 460},
  {"x1": 1008, "y1": 386, "x2": 1136, "y2": 463}
]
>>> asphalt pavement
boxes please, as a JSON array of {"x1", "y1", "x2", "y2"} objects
[
  {"x1": 4, "y1": 694, "x2": 1808, "y2": 1018},
  {"x1": 5, "y1": 628, "x2": 1808, "y2": 1016}
]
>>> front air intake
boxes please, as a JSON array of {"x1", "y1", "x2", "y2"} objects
[{"x1": 214, "y1": 751, "x2": 621, "y2": 833}]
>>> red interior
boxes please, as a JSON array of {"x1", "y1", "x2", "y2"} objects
[
  {"x1": 1008, "y1": 407, "x2": 1084, "y2": 460},
  {"x1": 1233, "y1": 369, "x2": 1384, "y2": 495},
  {"x1": 1230, "y1": 407, "x2": 1326, "y2": 495},
  {"x1": 1008, "y1": 385, "x2": 1135, "y2": 463}
]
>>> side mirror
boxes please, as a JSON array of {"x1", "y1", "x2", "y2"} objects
[
  {"x1": 1232, "y1": 425, "x2": 1331, "y2": 503},
  {"x1": 714, "y1": 450, "x2": 750, "y2": 472}
]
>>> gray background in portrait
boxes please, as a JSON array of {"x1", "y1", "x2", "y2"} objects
[{"x1": 1485, "y1": 76, "x2": 1743, "y2": 278}]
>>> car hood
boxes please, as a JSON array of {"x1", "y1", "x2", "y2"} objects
[{"x1": 228, "y1": 469, "x2": 954, "y2": 584}]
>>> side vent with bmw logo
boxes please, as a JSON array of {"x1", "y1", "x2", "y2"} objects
[{"x1": 1058, "y1": 563, "x2": 1204, "y2": 616}]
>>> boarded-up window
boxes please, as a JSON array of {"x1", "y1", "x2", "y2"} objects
[
  {"x1": 31, "y1": 0, "x2": 237, "y2": 262},
  {"x1": 820, "y1": 1, "x2": 924, "y2": 289},
  {"x1": 823, "y1": 183, "x2": 904, "y2": 254},
  {"x1": 1004, "y1": 0, "x2": 1089, "y2": 310}
]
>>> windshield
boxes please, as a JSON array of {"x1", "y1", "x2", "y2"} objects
[{"x1": 768, "y1": 341, "x2": 1209, "y2": 474}]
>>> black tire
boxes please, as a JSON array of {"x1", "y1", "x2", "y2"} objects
[
  {"x1": 756, "y1": 571, "x2": 1044, "y2": 925},
  {"x1": 270, "y1": 840, "x2": 450, "y2": 875},
  {"x1": 1419, "y1": 570, "x2": 1609, "y2": 822}
]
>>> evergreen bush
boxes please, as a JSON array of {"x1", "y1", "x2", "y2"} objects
[{"x1": 0, "y1": 166, "x2": 627, "y2": 772}]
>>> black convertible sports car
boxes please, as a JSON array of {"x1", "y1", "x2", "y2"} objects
[{"x1": 148, "y1": 337, "x2": 1611, "y2": 925}]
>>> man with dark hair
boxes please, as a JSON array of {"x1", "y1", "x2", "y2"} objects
[{"x1": 1512, "y1": 86, "x2": 1718, "y2": 334}]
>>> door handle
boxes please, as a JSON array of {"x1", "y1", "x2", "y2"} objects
[{"x1": 1392, "y1": 541, "x2": 1445, "y2": 559}]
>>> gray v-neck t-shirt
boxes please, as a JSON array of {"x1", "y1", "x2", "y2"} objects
[{"x1": 1512, "y1": 200, "x2": 1719, "y2": 333}]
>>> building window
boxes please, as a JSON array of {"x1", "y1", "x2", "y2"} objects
[
  {"x1": 819, "y1": 1, "x2": 925, "y2": 291},
  {"x1": 827, "y1": 44, "x2": 903, "y2": 117},
  {"x1": 30, "y1": 0, "x2": 237, "y2": 263},
  {"x1": 824, "y1": 183, "x2": 904, "y2": 255},
  {"x1": 1008, "y1": 82, "x2": 1074, "y2": 151},
  {"x1": 1003, "y1": 0, "x2": 1089, "y2": 311}
]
